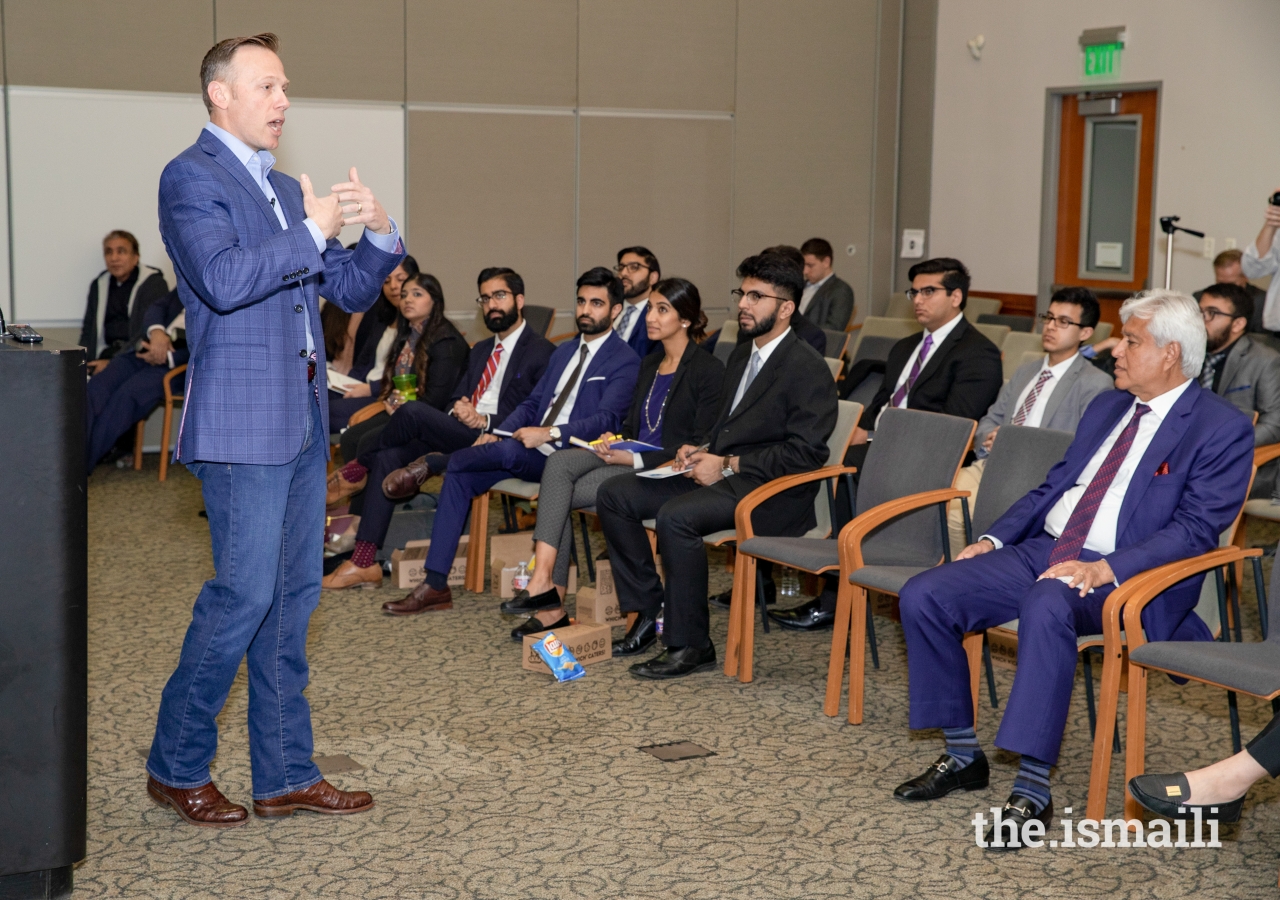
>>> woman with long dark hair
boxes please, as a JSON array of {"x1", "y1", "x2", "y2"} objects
[{"x1": 500, "y1": 277, "x2": 724, "y2": 641}]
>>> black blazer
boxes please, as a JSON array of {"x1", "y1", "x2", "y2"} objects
[
  {"x1": 860, "y1": 315, "x2": 1003, "y2": 430},
  {"x1": 707, "y1": 330, "x2": 838, "y2": 536},
  {"x1": 351, "y1": 295, "x2": 399, "y2": 372},
  {"x1": 622, "y1": 341, "x2": 725, "y2": 469},
  {"x1": 449, "y1": 320, "x2": 556, "y2": 424},
  {"x1": 413, "y1": 319, "x2": 470, "y2": 410}
]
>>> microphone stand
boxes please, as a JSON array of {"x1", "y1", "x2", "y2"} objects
[{"x1": 1159, "y1": 215, "x2": 1205, "y2": 290}]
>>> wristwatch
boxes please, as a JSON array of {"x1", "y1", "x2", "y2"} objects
[
  {"x1": 549, "y1": 426, "x2": 562, "y2": 442},
  {"x1": 721, "y1": 456, "x2": 735, "y2": 478}
]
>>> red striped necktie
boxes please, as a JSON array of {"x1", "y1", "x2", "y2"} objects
[
  {"x1": 1047, "y1": 403, "x2": 1151, "y2": 566},
  {"x1": 1011, "y1": 368, "x2": 1054, "y2": 426},
  {"x1": 471, "y1": 344, "x2": 504, "y2": 405}
]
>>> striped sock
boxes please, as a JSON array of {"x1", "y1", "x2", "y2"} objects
[
  {"x1": 351, "y1": 540, "x2": 377, "y2": 569},
  {"x1": 942, "y1": 726, "x2": 982, "y2": 767},
  {"x1": 1012, "y1": 755, "x2": 1052, "y2": 811},
  {"x1": 340, "y1": 461, "x2": 368, "y2": 483}
]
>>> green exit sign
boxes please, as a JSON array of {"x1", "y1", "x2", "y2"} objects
[{"x1": 1084, "y1": 42, "x2": 1122, "y2": 78}]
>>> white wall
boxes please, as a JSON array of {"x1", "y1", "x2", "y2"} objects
[
  {"x1": 930, "y1": 0, "x2": 1280, "y2": 295},
  {"x1": 8, "y1": 87, "x2": 404, "y2": 327}
]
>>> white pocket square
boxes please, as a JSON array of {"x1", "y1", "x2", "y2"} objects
[{"x1": 586, "y1": 376, "x2": 607, "y2": 382}]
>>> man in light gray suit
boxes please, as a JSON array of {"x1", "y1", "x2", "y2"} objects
[
  {"x1": 1198, "y1": 283, "x2": 1280, "y2": 496},
  {"x1": 800, "y1": 238, "x2": 855, "y2": 331},
  {"x1": 947, "y1": 286, "x2": 1113, "y2": 552}
]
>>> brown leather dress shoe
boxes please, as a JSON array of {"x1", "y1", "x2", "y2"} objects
[
  {"x1": 326, "y1": 470, "x2": 367, "y2": 507},
  {"x1": 382, "y1": 582, "x2": 452, "y2": 615},
  {"x1": 147, "y1": 776, "x2": 248, "y2": 828},
  {"x1": 321, "y1": 559, "x2": 383, "y2": 590},
  {"x1": 253, "y1": 778, "x2": 374, "y2": 818},
  {"x1": 382, "y1": 455, "x2": 434, "y2": 500}
]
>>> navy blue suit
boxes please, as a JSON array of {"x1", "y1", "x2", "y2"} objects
[
  {"x1": 619, "y1": 299, "x2": 654, "y2": 360},
  {"x1": 353, "y1": 323, "x2": 555, "y2": 550},
  {"x1": 423, "y1": 330, "x2": 640, "y2": 577},
  {"x1": 85, "y1": 290, "x2": 189, "y2": 474},
  {"x1": 898, "y1": 381, "x2": 1254, "y2": 764}
]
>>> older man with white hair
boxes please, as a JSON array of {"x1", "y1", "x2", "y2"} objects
[{"x1": 889, "y1": 289, "x2": 1255, "y2": 849}]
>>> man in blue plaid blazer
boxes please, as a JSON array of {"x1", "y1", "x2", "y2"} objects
[{"x1": 145, "y1": 33, "x2": 404, "y2": 827}]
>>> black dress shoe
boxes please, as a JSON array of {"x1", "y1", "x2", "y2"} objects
[
  {"x1": 708, "y1": 579, "x2": 776, "y2": 610},
  {"x1": 983, "y1": 795, "x2": 1053, "y2": 851},
  {"x1": 613, "y1": 612, "x2": 659, "y2": 656},
  {"x1": 893, "y1": 753, "x2": 989, "y2": 801},
  {"x1": 499, "y1": 587, "x2": 561, "y2": 615},
  {"x1": 768, "y1": 597, "x2": 835, "y2": 631},
  {"x1": 630, "y1": 643, "x2": 716, "y2": 680},
  {"x1": 1128, "y1": 773, "x2": 1245, "y2": 823},
  {"x1": 510, "y1": 613, "x2": 570, "y2": 643}
]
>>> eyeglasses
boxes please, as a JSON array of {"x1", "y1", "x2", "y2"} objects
[
  {"x1": 614, "y1": 262, "x2": 651, "y2": 275},
  {"x1": 1038, "y1": 312, "x2": 1083, "y2": 329},
  {"x1": 905, "y1": 286, "x2": 951, "y2": 301},
  {"x1": 475, "y1": 290, "x2": 512, "y2": 306},
  {"x1": 731, "y1": 288, "x2": 788, "y2": 306},
  {"x1": 1201, "y1": 307, "x2": 1240, "y2": 322}
]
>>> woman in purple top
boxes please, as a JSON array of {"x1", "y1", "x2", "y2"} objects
[{"x1": 501, "y1": 278, "x2": 725, "y2": 640}]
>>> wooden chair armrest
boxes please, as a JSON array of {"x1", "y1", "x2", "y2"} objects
[
  {"x1": 733, "y1": 465, "x2": 859, "y2": 540},
  {"x1": 845, "y1": 323, "x2": 862, "y2": 334},
  {"x1": 547, "y1": 330, "x2": 578, "y2": 343},
  {"x1": 1117, "y1": 547, "x2": 1262, "y2": 654},
  {"x1": 837, "y1": 488, "x2": 970, "y2": 570},
  {"x1": 346, "y1": 401, "x2": 386, "y2": 429},
  {"x1": 1255, "y1": 442, "x2": 1280, "y2": 468},
  {"x1": 162, "y1": 364, "x2": 187, "y2": 401}
]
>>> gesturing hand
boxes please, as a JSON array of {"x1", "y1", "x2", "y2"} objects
[
  {"x1": 300, "y1": 173, "x2": 344, "y2": 240},
  {"x1": 331, "y1": 167, "x2": 391, "y2": 235}
]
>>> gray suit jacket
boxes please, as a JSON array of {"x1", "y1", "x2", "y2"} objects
[
  {"x1": 804, "y1": 274, "x2": 855, "y2": 331},
  {"x1": 1218, "y1": 335, "x2": 1280, "y2": 446},
  {"x1": 974, "y1": 353, "x2": 1113, "y2": 457}
]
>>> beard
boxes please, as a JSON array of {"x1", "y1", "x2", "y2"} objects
[
  {"x1": 577, "y1": 314, "x2": 611, "y2": 336},
  {"x1": 1205, "y1": 328, "x2": 1235, "y2": 353},
  {"x1": 739, "y1": 310, "x2": 777, "y2": 339},
  {"x1": 623, "y1": 277, "x2": 650, "y2": 300},
  {"x1": 485, "y1": 306, "x2": 520, "y2": 334}
]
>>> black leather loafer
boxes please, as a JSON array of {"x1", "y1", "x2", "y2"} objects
[
  {"x1": 1128, "y1": 773, "x2": 1244, "y2": 823},
  {"x1": 510, "y1": 613, "x2": 570, "y2": 643},
  {"x1": 630, "y1": 643, "x2": 716, "y2": 680},
  {"x1": 768, "y1": 597, "x2": 835, "y2": 631},
  {"x1": 983, "y1": 795, "x2": 1053, "y2": 851},
  {"x1": 499, "y1": 587, "x2": 561, "y2": 615},
  {"x1": 612, "y1": 612, "x2": 659, "y2": 656},
  {"x1": 893, "y1": 753, "x2": 989, "y2": 801}
]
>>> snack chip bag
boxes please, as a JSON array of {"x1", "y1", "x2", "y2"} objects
[{"x1": 533, "y1": 631, "x2": 586, "y2": 682}]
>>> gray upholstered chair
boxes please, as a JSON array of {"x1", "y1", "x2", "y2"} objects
[
  {"x1": 962, "y1": 296, "x2": 1002, "y2": 323},
  {"x1": 843, "y1": 334, "x2": 900, "y2": 408},
  {"x1": 977, "y1": 313, "x2": 1034, "y2": 332},
  {"x1": 724, "y1": 409, "x2": 974, "y2": 712},
  {"x1": 823, "y1": 329, "x2": 851, "y2": 360},
  {"x1": 523, "y1": 305, "x2": 556, "y2": 339}
]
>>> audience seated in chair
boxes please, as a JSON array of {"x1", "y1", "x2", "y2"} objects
[
  {"x1": 594, "y1": 253, "x2": 837, "y2": 678},
  {"x1": 945, "y1": 286, "x2": 1114, "y2": 553},
  {"x1": 380, "y1": 266, "x2": 640, "y2": 615},
  {"x1": 613, "y1": 246, "x2": 660, "y2": 360},
  {"x1": 348, "y1": 255, "x2": 418, "y2": 377},
  {"x1": 776, "y1": 256, "x2": 1003, "y2": 632},
  {"x1": 322, "y1": 267, "x2": 555, "y2": 589},
  {"x1": 85, "y1": 288, "x2": 189, "y2": 474},
  {"x1": 892, "y1": 289, "x2": 1253, "y2": 850},
  {"x1": 799, "y1": 237, "x2": 855, "y2": 331},
  {"x1": 500, "y1": 277, "x2": 725, "y2": 645},
  {"x1": 81, "y1": 229, "x2": 170, "y2": 374},
  {"x1": 330, "y1": 271, "x2": 469, "y2": 466}
]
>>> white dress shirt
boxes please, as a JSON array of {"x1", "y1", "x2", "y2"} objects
[
  {"x1": 799, "y1": 273, "x2": 832, "y2": 315},
  {"x1": 538, "y1": 332, "x2": 610, "y2": 457},
  {"x1": 367, "y1": 325, "x2": 397, "y2": 383},
  {"x1": 731, "y1": 327, "x2": 791, "y2": 412},
  {"x1": 616, "y1": 297, "x2": 648, "y2": 342},
  {"x1": 1009, "y1": 352, "x2": 1079, "y2": 428},
  {"x1": 1244, "y1": 232, "x2": 1280, "y2": 331},
  {"x1": 474, "y1": 319, "x2": 526, "y2": 417},
  {"x1": 888, "y1": 312, "x2": 964, "y2": 405}
]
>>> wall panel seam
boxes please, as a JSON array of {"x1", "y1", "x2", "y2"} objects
[
  {"x1": 407, "y1": 101, "x2": 575, "y2": 116},
  {"x1": 579, "y1": 108, "x2": 733, "y2": 121}
]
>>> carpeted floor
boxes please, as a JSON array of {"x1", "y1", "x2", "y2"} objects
[{"x1": 77, "y1": 459, "x2": 1280, "y2": 898}]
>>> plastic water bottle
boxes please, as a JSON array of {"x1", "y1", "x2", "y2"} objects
[
  {"x1": 513, "y1": 561, "x2": 531, "y2": 592},
  {"x1": 779, "y1": 566, "x2": 801, "y2": 598}
]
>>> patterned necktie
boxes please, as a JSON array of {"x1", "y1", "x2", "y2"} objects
[
  {"x1": 731, "y1": 350, "x2": 762, "y2": 413},
  {"x1": 541, "y1": 344, "x2": 590, "y2": 427},
  {"x1": 1047, "y1": 404, "x2": 1151, "y2": 566},
  {"x1": 1011, "y1": 368, "x2": 1054, "y2": 426},
  {"x1": 471, "y1": 344, "x2": 504, "y2": 405},
  {"x1": 1200, "y1": 350, "x2": 1225, "y2": 390},
  {"x1": 617, "y1": 304, "x2": 637, "y2": 339},
  {"x1": 890, "y1": 332, "x2": 933, "y2": 408}
]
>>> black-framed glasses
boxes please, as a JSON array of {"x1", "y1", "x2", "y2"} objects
[
  {"x1": 475, "y1": 290, "x2": 513, "y2": 306},
  {"x1": 905, "y1": 286, "x2": 950, "y2": 301},
  {"x1": 1038, "y1": 312, "x2": 1083, "y2": 329},
  {"x1": 731, "y1": 288, "x2": 787, "y2": 305},
  {"x1": 1201, "y1": 307, "x2": 1240, "y2": 322},
  {"x1": 614, "y1": 262, "x2": 650, "y2": 275}
]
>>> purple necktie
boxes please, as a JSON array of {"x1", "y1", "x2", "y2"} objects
[
  {"x1": 890, "y1": 333, "x2": 933, "y2": 408},
  {"x1": 1047, "y1": 404, "x2": 1151, "y2": 566},
  {"x1": 1011, "y1": 369, "x2": 1054, "y2": 426}
]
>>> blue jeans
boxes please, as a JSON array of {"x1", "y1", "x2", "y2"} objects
[{"x1": 147, "y1": 400, "x2": 325, "y2": 799}]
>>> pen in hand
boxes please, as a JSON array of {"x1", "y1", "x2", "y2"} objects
[{"x1": 674, "y1": 443, "x2": 710, "y2": 471}]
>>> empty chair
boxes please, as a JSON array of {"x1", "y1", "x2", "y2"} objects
[
  {"x1": 973, "y1": 322, "x2": 1010, "y2": 348},
  {"x1": 824, "y1": 358, "x2": 842, "y2": 380},
  {"x1": 523, "y1": 305, "x2": 556, "y2": 339},
  {"x1": 824, "y1": 329, "x2": 851, "y2": 360},
  {"x1": 977, "y1": 313, "x2": 1033, "y2": 332},
  {"x1": 1086, "y1": 321, "x2": 1113, "y2": 345},
  {"x1": 884, "y1": 292, "x2": 913, "y2": 319},
  {"x1": 846, "y1": 316, "x2": 922, "y2": 361},
  {"x1": 963, "y1": 296, "x2": 1001, "y2": 323},
  {"x1": 1001, "y1": 332, "x2": 1044, "y2": 381},
  {"x1": 713, "y1": 319, "x2": 740, "y2": 364},
  {"x1": 842, "y1": 334, "x2": 900, "y2": 409}
]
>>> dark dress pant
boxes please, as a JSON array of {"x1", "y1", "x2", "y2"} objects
[{"x1": 85, "y1": 354, "x2": 183, "y2": 474}]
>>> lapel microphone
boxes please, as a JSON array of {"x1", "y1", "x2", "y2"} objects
[{"x1": 269, "y1": 197, "x2": 276, "y2": 207}]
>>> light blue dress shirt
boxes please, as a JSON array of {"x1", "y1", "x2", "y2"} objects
[{"x1": 201, "y1": 121, "x2": 401, "y2": 355}]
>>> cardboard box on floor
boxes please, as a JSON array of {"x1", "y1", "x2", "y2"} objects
[
  {"x1": 987, "y1": 629, "x2": 1018, "y2": 671},
  {"x1": 521, "y1": 621, "x2": 612, "y2": 674},
  {"x1": 574, "y1": 586, "x2": 625, "y2": 627},
  {"x1": 495, "y1": 564, "x2": 577, "y2": 599},
  {"x1": 593, "y1": 557, "x2": 661, "y2": 604},
  {"x1": 389, "y1": 536, "x2": 468, "y2": 590}
]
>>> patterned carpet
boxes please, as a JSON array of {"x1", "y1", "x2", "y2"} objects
[{"x1": 78, "y1": 459, "x2": 1280, "y2": 898}]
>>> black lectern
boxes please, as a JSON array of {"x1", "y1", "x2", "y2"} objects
[{"x1": 0, "y1": 337, "x2": 86, "y2": 899}]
